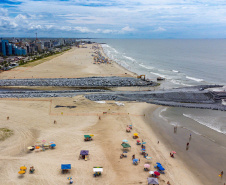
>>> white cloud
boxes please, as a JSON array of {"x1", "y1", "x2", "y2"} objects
[
  {"x1": 153, "y1": 27, "x2": 166, "y2": 32},
  {"x1": 1, "y1": 0, "x2": 226, "y2": 37},
  {"x1": 121, "y1": 26, "x2": 135, "y2": 32}
]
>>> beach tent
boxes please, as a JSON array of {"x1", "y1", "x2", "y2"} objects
[
  {"x1": 80, "y1": 150, "x2": 89, "y2": 155},
  {"x1": 93, "y1": 167, "x2": 103, "y2": 177},
  {"x1": 84, "y1": 135, "x2": 93, "y2": 141},
  {"x1": 121, "y1": 143, "x2": 131, "y2": 148},
  {"x1": 147, "y1": 177, "x2": 159, "y2": 184},
  {"x1": 84, "y1": 135, "x2": 91, "y2": 139},
  {"x1": 93, "y1": 167, "x2": 103, "y2": 172},
  {"x1": 61, "y1": 164, "x2": 71, "y2": 170}
]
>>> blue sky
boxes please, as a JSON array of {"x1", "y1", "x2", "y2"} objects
[{"x1": 0, "y1": 0, "x2": 226, "y2": 38}]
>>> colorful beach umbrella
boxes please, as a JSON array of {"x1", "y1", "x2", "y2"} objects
[
  {"x1": 171, "y1": 151, "x2": 176, "y2": 154},
  {"x1": 133, "y1": 159, "x2": 139, "y2": 162},
  {"x1": 154, "y1": 171, "x2": 160, "y2": 176},
  {"x1": 49, "y1": 141, "x2": 55, "y2": 144},
  {"x1": 144, "y1": 164, "x2": 150, "y2": 168},
  {"x1": 50, "y1": 144, "x2": 56, "y2": 147},
  {"x1": 20, "y1": 166, "x2": 27, "y2": 170},
  {"x1": 42, "y1": 140, "x2": 46, "y2": 143},
  {"x1": 67, "y1": 177, "x2": 72, "y2": 180},
  {"x1": 149, "y1": 171, "x2": 154, "y2": 175},
  {"x1": 18, "y1": 170, "x2": 25, "y2": 174}
]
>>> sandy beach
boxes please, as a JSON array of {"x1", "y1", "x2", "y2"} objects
[{"x1": 0, "y1": 44, "x2": 207, "y2": 185}]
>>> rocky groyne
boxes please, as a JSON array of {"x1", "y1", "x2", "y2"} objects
[{"x1": 0, "y1": 77, "x2": 157, "y2": 87}]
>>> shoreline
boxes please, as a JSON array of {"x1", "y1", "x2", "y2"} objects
[
  {"x1": 149, "y1": 106, "x2": 226, "y2": 185},
  {"x1": 0, "y1": 43, "x2": 223, "y2": 184}
]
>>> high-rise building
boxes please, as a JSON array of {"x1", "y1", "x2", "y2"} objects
[{"x1": 0, "y1": 40, "x2": 9, "y2": 56}]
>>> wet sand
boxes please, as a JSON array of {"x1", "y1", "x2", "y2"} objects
[{"x1": 149, "y1": 107, "x2": 226, "y2": 185}]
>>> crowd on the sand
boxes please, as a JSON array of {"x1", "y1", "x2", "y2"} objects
[{"x1": 92, "y1": 44, "x2": 111, "y2": 64}]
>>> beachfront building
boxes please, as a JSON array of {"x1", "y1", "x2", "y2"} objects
[{"x1": 0, "y1": 39, "x2": 27, "y2": 56}]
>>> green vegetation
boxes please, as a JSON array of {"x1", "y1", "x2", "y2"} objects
[
  {"x1": 20, "y1": 48, "x2": 71, "y2": 67},
  {"x1": 0, "y1": 128, "x2": 13, "y2": 141}
]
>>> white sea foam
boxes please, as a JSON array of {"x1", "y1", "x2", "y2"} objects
[
  {"x1": 172, "y1": 70, "x2": 179, "y2": 73},
  {"x1": 186, "y1": 76, "x2": 204, "y2": 82},
  {"x1": 159, "y1": 107, "x2": 168, "y2": 121},
  {"x1": 139, "y1": 64, "x2": 154, "y2": 70},
  {"x1": 150, "y1": 72, "x2": 167, "y2": 78},
  {"x1": 170, "y1": 79, "x2": 192, "y2": 86},
  {"x1": 183, "y1": 114, "x2": 225, "y2": 135},
  {"x1": 123, "y1": 56, "x2": 136, "y2": 61}
]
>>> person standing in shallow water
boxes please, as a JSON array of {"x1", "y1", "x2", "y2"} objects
[{"x1": 189, "y1": 133, "x2": 192, "y2": 141}]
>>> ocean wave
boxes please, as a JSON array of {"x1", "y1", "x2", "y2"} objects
[
  {"x1": 172, "y1": 70, "x2": 179, "y2": 73},
  {"x1": 123, "y1": 55, "x2": 136, "y2": 61},
  {"x1": 150, "y1": 72, "x2": 167, "y2": 78},
  {"x1": 139, "y1": 64, "x2": 154, "y2": 70},
  {"x1": 170, "y1": 79, "x2": 193, "y2": 87},
  {"x1": 158, "y1": 107, "x2": 168, "y2": 121},
  {"x1": 170, "y1": 121, "x2": 180, "y2": 126},
  {"x1": 102, "y1": 44, "x2": 119, "y2": 54},
  {"x1": 183, "y1": 114, "x2": 225, "y2": 135},
  {"x1": 186, "y1": 76, "x2": 204, "y2": 82}
]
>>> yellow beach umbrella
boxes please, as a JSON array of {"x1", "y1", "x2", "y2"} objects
[
  {"x1": 90, "y1": 134, "x2": 94, "y2": 137},
  {"x1": 20, "y1": 166, "x2": 27, "y2": 170},
  {"x1": 18, "y1": 170, "x2": 26, "y2": 174},
  {"x1": 134, "y1": 133, "x2": 138, "y2": 136}
]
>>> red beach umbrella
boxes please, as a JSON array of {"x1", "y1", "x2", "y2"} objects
[
  {"x1": 154, "y1": 171, "x2": 160, "y2": 176},
  {"x1": 137, "y1": 140, "x2": 140, "y2": 143},
  {"x1": 171, "y1": 151, "x2": 176, "y2": 154}
]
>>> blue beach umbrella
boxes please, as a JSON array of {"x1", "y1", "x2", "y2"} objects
[
  {"x1": 156, "y1": 162, "x2": 161, "y2": 165},
  {"x1": 158, "y1": 166, "x2": 165, "y2": 171},
  {"x1": 122, "y1": 139, "x2": 128, "y2": 142},
  {"x1": 133, "y1": 159, "x2": 139, "y2": 162},
  {"x1": 157, "y1": 164, "x2": 162, "y2": 168},
  {"x1": 51, "y1": 144, "x2": 56, "y2": 147},
  {"x1": 142, "y1": 142, "x2": 146, "y2": 144},
  {"x1": 123, "y1": 151, "x2": 128, "y2": 153}
]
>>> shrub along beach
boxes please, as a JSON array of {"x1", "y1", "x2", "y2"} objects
[{"x1": 0, "y1": 44, "x2": 225, "y2": 185}]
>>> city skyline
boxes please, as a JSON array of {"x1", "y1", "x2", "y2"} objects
[{"x1": 1, "y1": 0, "x2": 226, "y2": 38}]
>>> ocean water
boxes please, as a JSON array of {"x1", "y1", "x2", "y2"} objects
[
  {"x1": 96, "y1": 39, "x2": 226, "y2": 88},
  {"x1": 94, "y1": 39, "x2": 226, "y2": 137}
]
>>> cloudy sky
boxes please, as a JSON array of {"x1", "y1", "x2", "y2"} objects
[{"x1": 0, "y1": 0, "x2": 226, "y2": 38}]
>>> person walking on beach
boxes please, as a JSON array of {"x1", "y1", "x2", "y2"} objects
[
  {"x1": 186, "y1": 142, "x2": 189, "y2": 150},
  {"x1": 189, "y1": 133, "x2": 192, "y2": 141},
  {"x1": 219, "y1": 171, "x2": 223, "y2": 177},
  {"x1": 132, "y1": 154, "x2": 135, "y2": 160}
]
